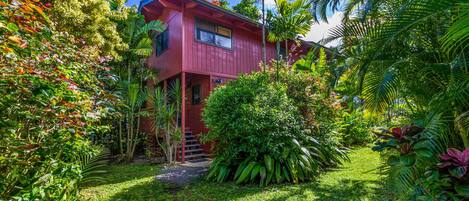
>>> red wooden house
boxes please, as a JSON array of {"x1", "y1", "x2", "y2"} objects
[{"x1": 139, "y1": 0, "x2": 319, "y2": 162}]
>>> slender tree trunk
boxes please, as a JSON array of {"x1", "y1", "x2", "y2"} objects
[
  {"x1": 276, "y1": 42, "x2": 280, "y2": 60},
  {"x1": 285, "y1": 40, "x2": 289, "y2": 65},
  {"x1": 166, "y1": 126, "x2": 172, "y2": 163},
  {"x1": 119, "y1": 119, "x2": 123, "y2": 156},
  {"x1": 261, "y1": 0, "x2": 266, "y2": 70},
  {"x1": 131, "y1": 115, "x2": 141, "y2": 159}
]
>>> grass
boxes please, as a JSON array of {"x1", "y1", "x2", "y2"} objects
[
  {"x1": 79, "y1": 147, "x2": 394, "y2": 201},
  {"x1": 79, "y1": 164, "x2": 172, "y2": 201}
]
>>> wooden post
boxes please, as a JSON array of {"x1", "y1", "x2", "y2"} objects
[
  {"x1": 209, "y1": 74, "x2": 213, "y2": 90},
  {"x1": 181, "y1": 72, "x2": 186, "y2": 163}
]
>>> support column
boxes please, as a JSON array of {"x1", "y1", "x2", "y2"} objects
[
  {"x1": 181, "y1": 72, "x2": 186, "y2": 163},
  {"x1": 209, "y1": 74, "x2": 213, "y2": 90}
]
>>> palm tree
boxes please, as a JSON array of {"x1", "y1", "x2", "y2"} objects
[
  {"x1": 267, "y1": 0, "x2": 313, "y2": 64},
  {"x1": 317, "y1": 0, "x2": 469, "y2": 197},
  {"x1": 112, "y1": 6, "x2": 166, "y2": 162},
  {"x1": 262, "y1": 0, "x2": 267, "y2": 67}
]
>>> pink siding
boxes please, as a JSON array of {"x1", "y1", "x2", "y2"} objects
[
  {"x1": 183, "y1": 10, "x2": 277, "y2": 76},
  {"x1": 146, "y1": 9, "x2": 183, "y2": 81}
]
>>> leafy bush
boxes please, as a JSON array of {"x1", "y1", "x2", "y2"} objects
[
  {"x1": 336, "y1": 108, "x2": 374, "y2": 147},
  {"x1": 373, "y1": 117, "x2": 469, "y2": 200},
  {"x1": 0, "y1": 1, "x2": 116, "y2": 200},
  {"x1": 202, "y1": 68, "x2": 348, "y2": 185}
]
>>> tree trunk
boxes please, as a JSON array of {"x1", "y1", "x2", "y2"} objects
[
  {"x1": 261, "y1": 0, "x2": 266, "y2": 69},
  {"x1": 119, "y1": 119, "x2": 123, "y2": 156},
  {"x1": 285, "y1": 40, "x2": 289, "y2": 65}
]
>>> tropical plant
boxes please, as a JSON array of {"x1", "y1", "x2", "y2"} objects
[
  {"x1": 439, "y1": 148, "x2": 469, "y2": 179},
  {"x1": 77, "y1": 147, "x2": 110, "y2": 187},
  {"x1": 109, "y1": 7, "x2": 165, "y2": 162},
  {"x1": 0, "y1": 0, "x2": 117, "y2": 199},
  {"x1": 315, "y1": 0, "x2": 469, "y2": 198},
  {"x1": 336, "y1": 108, "x2": 373, "y2": 147},
  {"x1": 233, "y1": 0, "x2": 261, "y2": 21},
  {"x1": 51, "y1": 0, "x2": 128, "y2": 59},
  {"x1": 151, "y1": 80, "x2": 182, "y2": 164},
  {"x1": 202, "y1": 67, "x2": 348, "y2": 185},
  {"x1": 267, "y1": 0, "x2": 313, "y2": 63}
]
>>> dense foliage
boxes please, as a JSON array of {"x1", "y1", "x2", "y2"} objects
[
  {"x1": 233, "y1": 0, "x2": 260, "y2": 21},
  {"x1": 0, "y1": 0, "x2": 164, "y2": 199},
  {"x1": 202, "y1": 66, "x2": 348, "y2": 185},
  {"x1": 51, "y1": 0, "x2": 128, "y2": 60},
  {"x1": 314, "y1": 0, "x2": 469, "y2": 199},
  {"x1": 0, "y1": 0, "x2": 116, "y2": 199}
]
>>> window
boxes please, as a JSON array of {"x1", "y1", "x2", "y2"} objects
[
  {"x1": 154, "y1": 28, "x2": 169, "y2": 56},
  {"x1": 192, "y1": 85, "x2": 201, "y2": 105},
  {"x1": 196, "y1": 20, "x2": 232, "y2": 49}
]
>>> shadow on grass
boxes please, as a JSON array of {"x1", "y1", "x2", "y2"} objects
[
  {"x1": 107, "y1": 178, "x2": 172, "y2": 201},
  {"x1": 82, "y1": 163, "x2": 160, "y2": 188},
  {"x1": 174, "y1": 177, "x2": 395, "y2": 201}
]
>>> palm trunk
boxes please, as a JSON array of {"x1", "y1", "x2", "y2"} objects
[
  {"x1": 118, "y1": 119, "x2": 123, "y2": 156},
  {"x1": 131, "y1": 115, "x2": 141, "y2": 159},
  {"x1": 261, "y1": 0, "x2": 266, "y2": 69},
  {"x1": 285, "y1": 40, "x2": 289, "y2": 65}
]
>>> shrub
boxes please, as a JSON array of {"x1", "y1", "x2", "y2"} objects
[
  {"x1": 0, "y1": 1, "x2": 115, "y2": 200},
  {"x1": 202, "y1": 68, "x2": 348, "y2": 185},
  {"x1": 336, "y1": 108, "x2": 374, "y2": 147}
]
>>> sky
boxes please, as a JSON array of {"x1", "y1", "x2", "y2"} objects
[{"x1": 125, "y1": 0, "x2": 343, "y2": 47}]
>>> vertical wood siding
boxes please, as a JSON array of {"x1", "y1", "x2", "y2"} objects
[
  {"x1": 183, "y1": 11, "x2": 278, "y2": 76},
  {"x1": 146, "y1": 9, "x2": 183, "y2": 81}
]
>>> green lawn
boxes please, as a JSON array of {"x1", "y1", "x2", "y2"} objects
[{"x1": 80, "y1": 147, "x2": 394, "y2": 201}]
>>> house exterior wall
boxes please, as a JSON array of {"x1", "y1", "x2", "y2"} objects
[
  {"x1": 185, "y1": 74, "x2": 210, "y2": 152},
  {"x1": 146, "y1": 9, "x2": 183, "y2": 81},
  {"x1": 182, "y1": 10, "x2": 278, "y2": 76}
]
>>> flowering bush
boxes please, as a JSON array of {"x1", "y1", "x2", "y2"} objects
[{"x1": 0, "y1": 1, "x2": 116, "y2": 199}]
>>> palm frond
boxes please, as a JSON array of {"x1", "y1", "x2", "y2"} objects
[
  {"x1": 78, "y1": 147, "x2": 110, "y2": 187},
  {"x1": 441, "y1": 3, "x2": 469, "y2": 56},
  {"x1": 131, "y1": 37, "x2": 153, "y2": 57},
  {"x1": 362, "y1": 67, "x2": 400, "y2": 113}
]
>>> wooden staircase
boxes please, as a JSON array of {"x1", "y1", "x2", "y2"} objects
[{"x1": 180, "y1": 129, "x2": 209, "y2": 162}]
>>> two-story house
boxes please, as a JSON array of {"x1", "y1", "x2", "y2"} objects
[{"x1": 139, "y1": 0, "x2": 320, "y2": 162}]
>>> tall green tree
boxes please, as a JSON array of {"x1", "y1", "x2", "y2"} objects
[
  {"x1": 267, "y1": 0, "x2": 313, "y2": 64},
  {"x1": 233, "y1": 0, "x2": 261, "y2": 21},
  {"x1": 111, "y1": 6, "x2": 166, "y2": 162},
  {"x1": 52, "y1": 0, "x2": 128, "y2": 59}
]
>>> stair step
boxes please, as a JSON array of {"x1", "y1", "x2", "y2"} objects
[
  {"x1": 184, "y1": 148, "x2": 203, "y2": 153},
  {"x1": 185, "y1": 139, "x2": 199, "y2": 144},
  {"x1": 186, "y1": 158, "x2": 210, "y2": 163},
  {"x1": 184, "y1": 153, "x2": 208, "y2": 159},
  {"x1": 179, "y1": 144, "x2": 200, "y2": 149}
]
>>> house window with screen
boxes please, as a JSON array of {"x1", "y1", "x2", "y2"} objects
[
  {"x1": 192, "y1": 85, "x2": 201, "y2": 105},
  {"x1": 196, "y1": 20, "x2": 232, "y2": 49},
  {"x1": 154, "y1": 28, "x2": 169, "y2": 56}
]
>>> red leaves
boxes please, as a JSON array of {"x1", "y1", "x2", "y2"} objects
[
  {"x1": 391, "y1": 127, "x2": 403, "y2": 139},
  {"x1": 439, "y1": 148, "x2": 469, "y2": 179},
  {"x1": 439, "y1": 148, "x2": 469, "y2": 168},
  {"x1": 390, "y1": 125, "x2": 423, "y2": 140}
]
